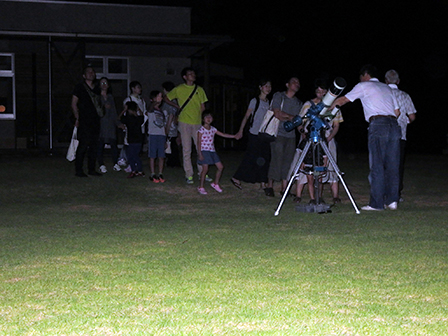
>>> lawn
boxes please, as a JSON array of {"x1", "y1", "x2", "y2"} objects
[{"x1": 0, "y1": 150, "x2": 447, "y2": 335}]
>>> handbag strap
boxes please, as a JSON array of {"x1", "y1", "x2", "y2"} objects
[
  {"x1": 269, "y1": 96, "x2": 284, "y2": 111},
  {"x1": 83, "y1": 83, "x2": 104, "y2": 117},
  {"x1": 248, "y1": 96, "x2": 261, "y2": 128},
  {"x1": 177, "y1": 84, "x2": 198, "y2": 116}
]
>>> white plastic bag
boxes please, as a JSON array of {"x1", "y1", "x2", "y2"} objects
[{"x1": 66, "y1": 127, "x2": 79, "y2": 161}]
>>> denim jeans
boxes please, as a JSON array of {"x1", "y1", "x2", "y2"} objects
[
  {"x1": 126, "y1": 143, "x2": 142, "y2": 172},
  {"x1": 367, "y1": 117, "x2": 401, "y2": 209}
]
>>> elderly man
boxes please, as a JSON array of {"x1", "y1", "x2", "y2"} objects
[
  {"x1": 331, "y1": 65, "x2": 401, "y2": 211},
  {"x1": 385, "y1": 69, "x2": 417, "y2": 201}
]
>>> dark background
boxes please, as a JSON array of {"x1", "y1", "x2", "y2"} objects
[{"x1": 69, "y1": 0, "x2": 448, "y2": 153}]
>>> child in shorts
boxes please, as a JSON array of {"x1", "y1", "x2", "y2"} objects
[
  {"x1": 147, "y1": 90, "x2": 168, "y2": 183},
  {"x1": 196, "y1": 111, "x2": 238, "y2": 195}
]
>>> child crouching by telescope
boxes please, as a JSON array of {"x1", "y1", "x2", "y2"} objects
[{"x1": 196, "y1": 111, "x2": 240, "y2": 195}]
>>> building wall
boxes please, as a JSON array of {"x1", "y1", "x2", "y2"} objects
[
  {"x1": 0, "y1": 1, "x2": 191, "y2": 35},
  {"x1": 129, "y1": 57, "x2": 190, "y2": 100}
]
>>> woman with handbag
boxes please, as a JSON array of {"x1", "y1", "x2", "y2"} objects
[{"x1": 230, "y1": 79, "x2": 272, "y2": 193}]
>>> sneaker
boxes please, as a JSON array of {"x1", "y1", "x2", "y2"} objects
[
  {"x1": 205, "y1": 175, "x2": 213, "y2": 182},
  {"x1": 186, "y1": 176, "x2": 194, "y2": 184},
  {"x1": 127, "y1": 172, "x2": 136, "y2": 178},
  {"x1": 99, "y1": 165, "x2": 107, "y2": 173},
  {"x1": 113, "y1": 164, "x2": 121, "y2": 172},
  {"x1": 158, "y1": 174, "x2": 165, "y2": 183},
  {"x1": 211, "y1": 183, "x2": 222, "y2": 193},
  {"x1": 197, "y1": 187, "x2": 207, "y2": 195},
  {"x1": 124, "y1": 165, "x2": 132, "y2": 173},
  {"x1": 149, "y1": 174, "x2": 159, "y2": 183},
  {"x1": 136, "y1": 171, "x2": 145, "y2": 177},
  {"x1": 117, "y1": 158, "x2": 127, "y2": 167},
  {"x1": 386, "y1": 202, "x2": 398, "y2": 210},
  {"x1": 361, "y1": 205, "x2": 383, "y2": 211}
]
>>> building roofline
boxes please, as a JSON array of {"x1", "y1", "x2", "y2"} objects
[
  {"x1": 0, "y1": 30, "x2": 233, "y2": 47},
  {"x1": 0, "y1": 0, "x2": 187, "y2": 10}
]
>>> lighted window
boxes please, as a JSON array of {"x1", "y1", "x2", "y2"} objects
[{"x1": 0, "y1": 53, "x2": 15, "y2": 120}]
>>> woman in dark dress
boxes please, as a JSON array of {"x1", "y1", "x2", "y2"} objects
[{"x1": 231, "y1": 79, "x2": 272, "y2": 194}]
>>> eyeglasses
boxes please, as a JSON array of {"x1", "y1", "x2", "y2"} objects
[{"x1": 100, "y1": 82, "x2": 108, "y2": 85}]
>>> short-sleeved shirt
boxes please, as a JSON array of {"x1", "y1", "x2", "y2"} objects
[
  {"x1": 121, "y1": 113, "x2": 144, "y2": 144},
  {"x1": 388, "y1": 84, "x2": 417, "y2": 140},
  {"x1": 162, "y1": 101, "x2": 179, "y2": 138},
  {"x1": 167, "y1": 84, "x2": 208, "y2": 125},
  {"x1": 271, "y1": 91, "x2": 303, "y2": 138},
  {"x1": 72, "y1": 82, "x2": 100, "y2": 128},
  {"x1": 345, "y1": 78, "x2": 398, "y2": 122},
  {"x1": 198, "y1": 126, "x2": 217, "y2": 152},
  {"x1": 247, "y1": 97, "x2": 270, "y2": 135},
  {"x1": 147, "y1": 108, "x2": 168, "y2": 136}
]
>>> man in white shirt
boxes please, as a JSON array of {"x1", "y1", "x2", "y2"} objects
[
  {"x1": 385, "y1": 69, "x2": 417, "y2": 201},
  {"x1": 331, "y1": 65, "x2": 401, "y2": 211}
]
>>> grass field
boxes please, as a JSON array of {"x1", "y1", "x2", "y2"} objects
[{"x1": 1, "y1": 150, "x2": 447, "y2": 335}]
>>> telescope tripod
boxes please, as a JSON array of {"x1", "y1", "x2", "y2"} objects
[{"x1": 274, "y1": 139, "x2": 360, "y2": 216}]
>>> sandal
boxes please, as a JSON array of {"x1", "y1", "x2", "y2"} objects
[
  {"x1": 293, "y1": 196, "x2": 302, "y2": 203},
  {"x1": 333, "y1": 197, "x2": 341, "y2": 204},
  {"x1": 230, "y1": 178, "x2": 242, "y2": 190},
  {"x1": 264, "y1": 187, "x2": 274, "y2": 197}
]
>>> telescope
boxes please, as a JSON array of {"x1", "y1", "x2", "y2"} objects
[
  {"x1": 283, "y1": 77, "x2": 347, "y2": 137},
  {"x1": 319, "y1": 77, "x2": 347, "y2": 117},
  {"x1": 274, "y1": 76, "x2": 361, "y2": 216}
]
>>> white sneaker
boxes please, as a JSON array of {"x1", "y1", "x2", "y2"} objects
[
  {"x1": 386, "y1": 202, "x2": 398, "y2": 210},
  {"x1": 113, "y1": 164, "x2": 121, "y2": 172},
  {"x1": 124, "y1": 165, "x2": 132, "y2": 173},
  {"x1": 99, "y1": 165, "x2": 107, "y2": 173},
  {"x1": 361, "y1": 205, "x2": 383, "y2": 211},
  {"x1": 118, "y1": 158, "x2": 127, "y2": 167}
]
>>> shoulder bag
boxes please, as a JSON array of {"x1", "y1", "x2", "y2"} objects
[
  {"x1": 258, "y1": 98, "x2": 283, "y2": 143},
  {"x1": 176, "y1": 84, "x2": 198, "y2": 116},
  {"x1": 83, "y1": 83, "x2": 105, "y2": 117}
]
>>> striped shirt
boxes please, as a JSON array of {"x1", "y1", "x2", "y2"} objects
[{"x1": 388, "y1": 84, "x2": 417, "y2": 140}]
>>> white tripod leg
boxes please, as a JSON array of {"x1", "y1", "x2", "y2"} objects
[
  {"x1": 274, "y1": 141, "x2": 311, "y2": 216},
  {"x1": 320, "y1": 140, "x2": 360, "y2": 214}
]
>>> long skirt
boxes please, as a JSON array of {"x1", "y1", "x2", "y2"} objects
[{"x1": 233, "y1": 133, "x2": 271, "y2": 183}]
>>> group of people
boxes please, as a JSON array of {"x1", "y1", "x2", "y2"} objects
[
  {"x1": 71, "y1": 67, "x2": 180, "y2": 182},
  {"x1": 71, "y1": 66, "x2": 233, "y2": 194},
  {"x1": 231, "y1": 76, "x2": 343, "y2": 205},
  {"x1": 72, "y1": 64, "x2": 416, "y2": 210},
  {"x1": 231, "y1": 65, "x2": 416, "y2": 210},
  {"x1": 331, "y1": 65, "x2": 416, "y2": 210}
]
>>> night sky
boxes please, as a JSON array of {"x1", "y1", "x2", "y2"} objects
[{"x1": 68, "y1": 0, "x2": 448, "y2": 152}]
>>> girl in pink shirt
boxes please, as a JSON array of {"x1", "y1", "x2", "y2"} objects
[{"x1": 197, "y1": 111, "x2": 238, "y2": 195}]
